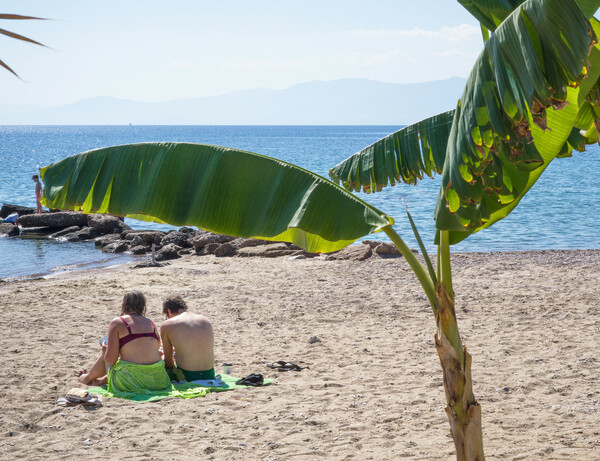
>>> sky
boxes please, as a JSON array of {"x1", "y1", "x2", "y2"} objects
[{"x1": 0, "y1": 1, "x2": 482, "y2": 106}]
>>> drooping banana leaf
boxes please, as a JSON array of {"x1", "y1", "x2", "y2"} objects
[
  {"x1": 434, "y1": 0, "x2": 600, "y2": 243},
  {"x1": 456, "y1": 0, "x2": 599, "y2": 32},
  {"x1": 40, "y1": 143, "x2": 394, "y2": 253},
  {"x1": 457, "y1": 0, "x2": 526, "y2": 32},
  {"x1": 328, "y1": 110, "x2": 455, "y2": 193}
]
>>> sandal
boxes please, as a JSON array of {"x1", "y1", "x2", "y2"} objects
[
  {"x1": 235, "y1": 373, "x2": 264, "y2": 386},
  {"x1": 266, "y1": 361, "x2": 307, "y2": 372}
]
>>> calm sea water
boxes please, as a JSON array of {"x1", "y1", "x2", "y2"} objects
[{"x1": 1, "y1": 125, "x2": 599, "y2": 280}]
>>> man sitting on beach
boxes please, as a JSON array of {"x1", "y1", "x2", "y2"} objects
[{"x1": 160, "y1": 295, "x2": 215, "y2": 381}]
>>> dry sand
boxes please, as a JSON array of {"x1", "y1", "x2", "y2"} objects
[{"x1": 0, "y1": 249, "x2": 599, "y2": 460}]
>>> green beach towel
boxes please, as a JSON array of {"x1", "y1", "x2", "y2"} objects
[
  {"x1": 90, "y1": 368, "x2": 271, "y2": 402},
  {"x1": 107, "y1": 359, "x2": 171, "y2": 395}
]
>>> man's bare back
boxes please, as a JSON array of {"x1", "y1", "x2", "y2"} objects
[{"x1": 160, "y1": 296, "x2": 214, "y2": 380}]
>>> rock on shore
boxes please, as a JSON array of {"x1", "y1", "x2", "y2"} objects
[{"x1": 4, "y1": 204, "x2": 414, "y2": 262}]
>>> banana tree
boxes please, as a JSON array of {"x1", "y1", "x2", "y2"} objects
[{"x1": 329, "y1": 0, "x2": 600, "y2": 458}]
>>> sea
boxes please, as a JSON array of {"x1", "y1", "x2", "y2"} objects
[{"x1": 1, "y1": 125, "x2": 599, "y2": 281}]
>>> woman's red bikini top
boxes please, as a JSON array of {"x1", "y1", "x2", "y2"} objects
[{"x1": 119, "y1": 316, "x2": 159, "y2": 348}]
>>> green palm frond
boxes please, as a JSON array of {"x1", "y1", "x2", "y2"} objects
[
  {"x1": 40, "y1": 143, "x2": 394, "y2": 253},
  {"x1": 328, "y1": 110, "x2": 455, "y2": 193},
  {"x1": 0, "y1": 13, "x2": 46, "y2": 77}
]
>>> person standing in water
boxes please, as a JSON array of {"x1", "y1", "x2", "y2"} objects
[{"x1": 32, "y1": 174, "x2": 43, "y2": 213}]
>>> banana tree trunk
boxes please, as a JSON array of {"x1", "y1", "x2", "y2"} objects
[{"x1": 435, "y1": 283, "x2": 485, "y2": 461}]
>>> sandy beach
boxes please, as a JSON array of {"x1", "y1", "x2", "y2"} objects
[{"x1": 0, "y1": 249, "x2": 599, "y2": 460}]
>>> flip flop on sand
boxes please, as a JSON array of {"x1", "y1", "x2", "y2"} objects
[{"x1": 266, "y1": 361, "x2": 307, "y2": 372}]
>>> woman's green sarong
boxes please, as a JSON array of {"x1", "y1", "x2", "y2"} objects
[{"x1": 107, "y1": 359, "x2": 171, "y2": 396}]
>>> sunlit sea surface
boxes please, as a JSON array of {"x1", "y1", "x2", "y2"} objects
[{"x1": 1, "y1": 125, "x2": 599, "y2": 280}]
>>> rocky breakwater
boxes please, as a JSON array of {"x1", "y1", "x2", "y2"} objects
[
  {"x1": 1, "y1": 203, "x2": 414, "y2": 262},
  {"x1": 93, "y1": 226, "x2": 411, "y2": 262}
]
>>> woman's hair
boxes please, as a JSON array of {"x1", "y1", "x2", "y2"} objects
[
  {"x1": 121, "y1": 291, "x2": 146, "y2": 316},
  {"x1": 163, "y1": 295, "x2": 187, "y2": 316}
]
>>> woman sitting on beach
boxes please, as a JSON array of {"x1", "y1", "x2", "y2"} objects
[{"x1": 77, "y1": 291, "x2": 171, "y2": 393}]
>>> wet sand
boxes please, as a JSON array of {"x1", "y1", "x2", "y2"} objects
[{"x1": 0, "y1": 250, "x2": 599, "y2": 460}]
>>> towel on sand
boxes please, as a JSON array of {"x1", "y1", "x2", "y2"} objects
[
  {"x1": 107, "y1": 359, "x2": 171, "y2": 395},
  {"x1": 89, "y1": 373, "x2": 271, "y2": 402}
]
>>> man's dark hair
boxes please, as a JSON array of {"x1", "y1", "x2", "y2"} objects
[
  {"x1": 163, "y1": 295, "x2": 188, "y2": 316},
  {"x1": 32, "y1": 174, "x2": 39, "y2": 180}
]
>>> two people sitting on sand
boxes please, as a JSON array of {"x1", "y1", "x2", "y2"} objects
[{"x1": 77, "y1": 291, "x2": 214, "y2": 393}]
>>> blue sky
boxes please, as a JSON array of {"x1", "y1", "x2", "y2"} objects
[{"x1": 1, "y1": 1, "x2": 482, "y2": 106}]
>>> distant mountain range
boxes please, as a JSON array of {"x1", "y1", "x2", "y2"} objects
[{"x1": 0, "y1": 77, "x2": 466, "y2": 125}]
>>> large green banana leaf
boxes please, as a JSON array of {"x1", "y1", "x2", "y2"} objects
[
  {"x1": 456, "y1": 0, "x2": 598, "y2": 32},
  {"x1": 328, "y1": 110, "x2": 454, "y2": 192},
  {"x1": 436, "y1": 0, "x2": 600, "y2": 243},
  {"x1": 457, "y1": 0, "x2": 526, "y2": 32},
  {"x1": 40, "y1": 143, "x2": 394, "y2": 253}
]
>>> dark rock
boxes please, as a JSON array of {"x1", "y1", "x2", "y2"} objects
[
  {"x1": 74, "y1": 226, "x2": 98, "y2": 240},
  {"x1": 325, "y1": 245, "x2": 373, "y2": 261},
  {"x1": 87, "y1": 214, "x2": 123, "y2": 234},
  {"x1": 130, "y1": 236, "x2": 144, "y2": 247},
  {"x1": 178, "y1": 227, "x2": 196, "y2": 234},
  {"x1": 214, "y1": 242, "x2": 237, "y2": 257},
  {"x1": 230, "y1": 238, "x2": 273, "y2": 249},
  {"x1": 117, "y1": 221, "x2": 132, "y2": 233},
  {"x1": 191, "y1": 232, "x2": 235, "y2": 250},
  {"x1": 160, "y1": 231, "x2": 192, "y2": 248},
  {"x1": 49, "y1": 226, "x2": 82, "y2": 239},
  {"x1": 308, "y1": 336, "x2": 321, "y2": 344},
  {"x1": 17, "y1": 211, "x2": 88, "y2": 229},
  {"x1": 95, "y1": 234, "x2": 123, "y2": 248},
  {"x1": 192, "y1": 229, "x2": 208, "y2": 239},
  {"x1": 58, "y1": 232, "x2": 82, "y2": 242},
  {"x1": 155, "y1": 243, "x2": 182, "y2": 261},
  {"x1": 291, "y1": 249, "x2": 316, "y2": 258},
  {"x1": 19, "y1": 226, "x2": 65, "y2": 236},
  {"x1": 374, "y1": 242, "x2": 401, "y2": 257},
  {"x1": 0, "y1": 204, "x2": 36, "y2": 219},
  {"x1": 363, "y1": 239, "x2": 417, "y2": 256},
  {"x1": 177, "y1": 248, "x2": 194, "y2": 256},
  {"x1": 121, "y1": 230, "x2": 165, "y2": 245},
  {"x1": 237, "y1": 243, "x2": 296, "y2": 258},
  {"x1": 133, "y1": 260, "x2": 166, "y2": 269},
  {"x1": 196, "y1": 242, "x2": 220, "y2": 256},
  {"x1": 0, "y1": 223, "x2": 19, "y2": 237},
  {"x1": 264, "y1": 249, "x2": 298, "y2": 257},
  {"x1": 129, "y1": 245, "x2": 147, "y2": 255},
  {"x1": 100, "y1": 242, "x2": 129, "y2": 254}
]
